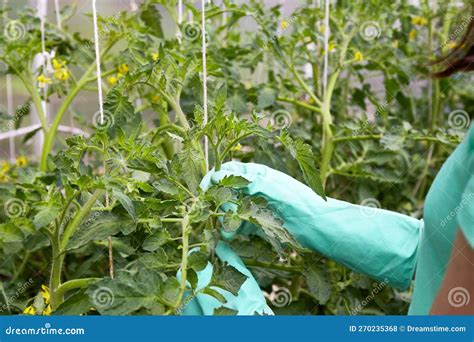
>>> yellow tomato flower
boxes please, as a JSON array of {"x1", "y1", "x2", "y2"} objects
[
  {"x1": 408, "y1": 29, "x2": 417, "y2": 41},
  {"x1": 52, "y1": 59, "x2": 66, "y2": 70},
  {"x1": 15, "y1": 156, "x2": 27, "y2": 168},
  {"x1": 447, "y1": 42, "x2": 459, "y2": 50},
  {"x1": 41, "y1": 284, "x2": 50, "y2": 304},
  {"x1": 354, "y1": 51, "x2": 364, "y2": 62},
  {"x1": 152, "y1": 52, "x2": 160, "y2": 61},
  {"x1": 0, "y1": 174, "x2": 7, "y2": 183},
  {"x1": 231, "y1": 143, "x2": 242, "y2": 152},
  {"x1": 1, "y1": 161, "x2": 10, "y2": 173},
  {"x1": 23, "y1": 306, "x2": 35, "y2": 315},
  {"x1": 118, "y1": 63, "x2": 129, "y2": 74},
  {"x1": 108, "y1": 76, "x2": 118, "y2": 86},
  {"x1": 280, "y1": 20, "x2": 289, "y2": 30},
  {"x1": 54, "y1": 68, "x2": 70, "y2": 81},
  {"x1": 43, "y1": 304, "x2": 52, "y2": 315},
  {"x1": 37, "y1": 74, "x2": 52, "y2": 88},
  {"x1": 411, "y1": 16, "x2": 428, "y2": 26},
  {"x1": 151, "y1": 95, "x2": 159, "y2": 103},
  {"x1": 328, "y1": 41, "x2": 336, "y2": 52}
]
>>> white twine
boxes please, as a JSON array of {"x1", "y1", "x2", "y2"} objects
[
  {"x1": 176, "y1": 0, "x2": 183, "y2": 42},
  {"x1": 130, "y1": 0, "x2": 138, "y2": 12},
  {"x1": 178, "y1": 0, "x2": 183, "y2": 23},
  {"x1": 6, "y1": 74, "x2": 15, "y2": 161},
  {"x1": 38, "y1": 0, "x2": 49, "y2": 123},
  {"x1": 201, "y1": 0, "x2": 209, "y2": 172},
  {"x1": 322, "y1": 0, "x2": 330, "y2": 96},
  {"x1": 54, "y1": 0, "x2": 61, "y2": 29},
  {"x1": 92, "y1": 0, "x2": 104, "y2": 125}
]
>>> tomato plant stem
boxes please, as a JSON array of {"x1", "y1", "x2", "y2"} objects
[
  {"x1": 55, "y1": 278, "x2": 99, "y2": 300},
  {"x1": 39, "y1": 39, "x2": 118, "y2": 171},
  {"x1": 174, "y1": 214, "x2": 190, "y2": 311},
  {"x1": 50, "y1": 189, "x2": 104, "y2": 309}
]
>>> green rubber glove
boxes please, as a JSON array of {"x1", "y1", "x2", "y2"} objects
[
  {"x1": 180, "y1": 241, "x2": 274, "y2": 316},
  {"x1": 201, "y1": 162, "x2": 423, "y2": 290}
]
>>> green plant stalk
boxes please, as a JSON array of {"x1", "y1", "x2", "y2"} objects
[
  {"x1": 40, "y1": 40, "x2": 117, "y2": 171},
  {"x1": 277, "y1": 97, "x2": 321, "y2": 113},
  {"x1": 9, "y1": 66, "x2": 47, "y2": 130},
  {"x1": 55, "y1": 278, "x2": 99, "y2": 300},
  {"x1": 174, "y1": 214, "x2": 190, "y2": 311},
  {"x1": 320, "y1": 71, "x2": 340, "y2": 184},
  {"x1": 49, "y1": 189, "x2": 104, "y2": 310}
]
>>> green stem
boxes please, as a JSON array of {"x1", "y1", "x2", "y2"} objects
[
  {"x1": 55, "y1": 278, "x2": 99, "y2": 299},
  {"x1": 59, "y1": 189, "x2": 105, "y2": 252},
  {"x1": 277, "y1": 97, "x2": 321, "y2": 113},
  {"x1": 242, "y1": 259, "x2": 302, "y2": 273},
  {"x1": 319, "y1": 71, "x2": 339, "y2": 184},
  {"x1": 40, "y1": 40, "x2": 117, "y2": 171},
  {"x1": 50, "y1": 189, "x2": 104, "y2": 309},
  {"x1": 174, "y1": 214, "x2": 190, "y2": 310}
]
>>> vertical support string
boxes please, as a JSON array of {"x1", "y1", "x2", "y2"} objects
[
  {"x1": 322, "y1": 0, "x2": 330, "y2": 96},
  {"x1": 38, "y1": 0, "x2": 49, "y2": 122},
  {"x1": 201, "y1": 0, "x2": 209, "y2": 172},
  {"x1": 178, "y1": 0, "x2": 183, "y2": 23},
  {"x1": 3, "y1": 0, "x2": 15, "y2": 161},
  {"x1": 176, "y1": 0, "x2": 183, "y2": 42},
  {"x1": 92, "y1": 0, "x2": 113, "y2": 278},
  {"x1": 54, "y1": 0, "x2": 61, "y2": 29},
  {"x1": 6, "y1": 74, "x2": 15, "y2": 162},
  {"x1": 92, "y1": 0, "x2": 104, "y2": 125}
]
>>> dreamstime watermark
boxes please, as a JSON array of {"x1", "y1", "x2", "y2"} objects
[
  {"x1": 0, "y1": 100, "x2": 32, "y2": 133},
  {"x1": 267, "y1": 286, "x2": 292, "y2": 308},
  {"x1": 3, "y1": 198, "x2": 28, "y2": 218},
  {"x1": 447, "y1": 287, "x2": 470, "y2": 308},
  {"x1": 447, "y1": 109, "x2": 471, "y2": 131},
  {"x1": 359, "y1": 198, "x2": 381, "y2": 218},
  {"x1": 182, "y1": 21, "x2": 202, "y2": 42},
  {"x1": 440, "y1": 192, "x2": 473, "y2": 227},
  {"x1": 350, "y1": 279, "x2": 389, "y2": 315},
  {"x1": 91, "y1": 286, "x2": 115, "y2": 309},
  {"x1": 263, "y1": 14, "x2": 299, "y2": 49},
  {"x1": 352, "y1": 101, "x2": 388, "y2": 136},
  {"x1": 3, "y1": 20, "x2": 26, "y2": 41},
  {"x1": 359, "y1": 21, "x2": 381, "y2": 41},
  {"x1": 5, "y1": 323, "x2": 85, "y2": 336},
  {"x1": 92, "y1": 110, "x2": 114, "y2": 130},
  {"x1": 270, "y1": 109, "x2": 292, "y2": 130},
  {"x1": 0, "y1": 278, "x2": 34, "y2": 312},
  {"x1": 438, "y1": 15, "x2": 474, "y2": 52}
]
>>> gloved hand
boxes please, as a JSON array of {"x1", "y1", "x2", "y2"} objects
[
  {"x1": 200, "y1": 162, "x2": 422, "y2": 290},
  {"x1": 180, "y1": 241, "x2": 274, "y2": 316}
]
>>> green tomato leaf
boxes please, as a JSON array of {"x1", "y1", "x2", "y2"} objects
[{"x1": 278, "y1": 131, "x2": 326, "y2": 200}]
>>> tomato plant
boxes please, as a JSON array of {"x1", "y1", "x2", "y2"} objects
[{"x1": 0, "y1": 0, "x2": 471, "y2": 315}]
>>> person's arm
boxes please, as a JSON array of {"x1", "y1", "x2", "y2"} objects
[
  {"x1": 430, "y1": 230, "x2": 474, "y2": 315},
  {"x1": 431, "y1": 174, "x2": 474, "y2": 314},
  {"x1": 202, "y1": 162, "x2": 423, "y2": 290}
]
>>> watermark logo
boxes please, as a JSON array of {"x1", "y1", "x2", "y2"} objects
[
  {"x1": 448, "y1": 287, "x2": 470, "y2": 308},
  {"x1": 4, "y1": 198, "x2": 28, "y2": 218},
  {"x1": 182, "y1": 22, "x2": 202, "y2": 42},
  {"x1": 270, "y1": 109, "x2": 292, "y2": 130},
  {"x1": 268, "y1": 286, "x2": 292, "y2": 307},
  {"x1": 4, "y1": 20, "x2": 26, "y2": 41},
  {"x1": 448, "y1": 109, "x2": 470, "y2": 131},
  {"x1": 350, "y1": 279, "x2": 388, "y2": 315},
  {"x1": 359, "y1": 21, "x2": 381, "y2": 41},
  {"x1": 92, "y1": 110, "x2": 114, "y2": 131},
  {"x1": 359, "y1": 198, "x2": 381, "y2": 217},
  {"x1": 91, "y1": 286, "x2": 114, "y2": 309}
]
